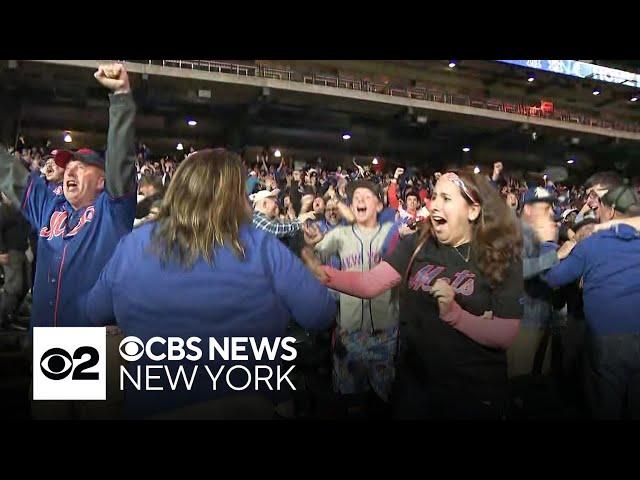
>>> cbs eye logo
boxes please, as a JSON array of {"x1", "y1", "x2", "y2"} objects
[
  {"x1": 40, "y1": 346, "x2": 100, "y2": 381},
  {"x1": 119, "y1": 337, "x2": 144, "y2": 362}
]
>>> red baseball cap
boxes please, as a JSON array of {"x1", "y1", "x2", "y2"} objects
[
  {"x1": 52, "y1": 150, "x2": 74, "y2": 169},
  {"x1": 53, "y1": 148, "x2": 105, "y2": 170}
]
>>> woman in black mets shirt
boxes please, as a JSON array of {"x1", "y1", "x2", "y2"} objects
[{"x1": 303, "y1": 169, "x2": 524, "y2": 419}]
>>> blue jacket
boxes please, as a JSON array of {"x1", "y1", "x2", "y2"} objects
[
  {"x1": 0, "y1": 93, "x2": 137, "y2": 327},
  {"x1": 544, "y1": 224, "x2": 640, "y2": 335},
  {"x1": 87, "y1": 222, "x2": 336, "y2": 416},
  {"x1": 88, "y1": 222, "x2": 336, "y2": 335}
]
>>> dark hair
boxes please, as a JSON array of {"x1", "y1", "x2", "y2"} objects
[
  {"x1": 404, "y1": 189, "x2": 419, "y2": 202},
  {"x1": 584, "y1": 171, "x2": 623, "y2": 191},
  {"x1": 417, "y1": 168, "x2": 522, "y2": 289},
  {"x1": 140, "y1": 174, "x2": 164, "y2": 192}
]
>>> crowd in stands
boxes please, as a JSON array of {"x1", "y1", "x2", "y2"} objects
[{"x1": 2, "y1": 62, "x2": 640, "y2": 420}]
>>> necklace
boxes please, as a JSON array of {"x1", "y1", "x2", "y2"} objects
[{"x1": 453, "y1": 243, "x2": 471, "y2": 262}]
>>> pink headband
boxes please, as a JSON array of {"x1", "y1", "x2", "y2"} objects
[{"x1": 442, "y1": 172, "x2": 480, "y2": 205}]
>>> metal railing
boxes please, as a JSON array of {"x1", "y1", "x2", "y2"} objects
[{"x1": 132, "y1": 59, "x2": 640, "y2": 134}]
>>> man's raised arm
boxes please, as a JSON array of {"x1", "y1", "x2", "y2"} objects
[{"x1": 95, "y1": 63, "x2": 137, "y2": 198}]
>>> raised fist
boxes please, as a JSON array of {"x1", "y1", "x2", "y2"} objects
[
  {"x1": 492, "y1": 162, "x2": 504, "y2": 182},
  {"x1": 94, "y1": 63, "x2": 131, "y2": 94}
]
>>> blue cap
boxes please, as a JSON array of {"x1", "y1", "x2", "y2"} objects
[
  {"x1": 72, "y1": 148, "x2": 105, "y2": 170},
  {"x1": 521, "y1": 186, "x2": 557, "y2": 206}
]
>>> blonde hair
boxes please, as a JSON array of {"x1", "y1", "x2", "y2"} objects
[{"x1": 150, "y1": 148, "x2": 251, "y2": 268}]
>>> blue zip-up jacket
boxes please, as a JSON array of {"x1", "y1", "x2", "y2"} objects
[
  {"x1": 86, "y1": 222, "x2": 336, "y2": 417},
  {"x1": 544, "y1": 224, "x2": 640, "y2": 335},
  {"x1": 0, "y1": 93, "x2": 137, "y2": 327}
]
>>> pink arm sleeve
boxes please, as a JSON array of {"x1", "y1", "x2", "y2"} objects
[
  {"x1": 322, "y1": 261, "x2": 402, "y2": 299},
  {"x1": 441, "y1": 301, "x2": 520, "y2": 350}
]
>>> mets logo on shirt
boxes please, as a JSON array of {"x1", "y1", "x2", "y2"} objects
[
  {"x1": 33, "y1": 327, "x2": 106, "y2": 400},
  {"x1": 39, "y1": 206, "x2": 96, "y2": 240}
]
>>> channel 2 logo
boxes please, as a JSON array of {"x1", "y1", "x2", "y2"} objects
[{"x1": 33, "y1": 327, "x2": 106, "y2": 400}]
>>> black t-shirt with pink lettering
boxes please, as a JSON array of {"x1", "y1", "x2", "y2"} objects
[{"x1": 384, "y1": 234, "x2": 523, "y2": 398}]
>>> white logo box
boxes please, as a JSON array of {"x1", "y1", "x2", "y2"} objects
[{"x1": 33, "y1": 327, "x2": 106, "y2": 400}]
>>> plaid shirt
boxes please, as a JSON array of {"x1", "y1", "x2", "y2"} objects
[{"x1": 252, "y1": 211, "x2": 302, "y2": 238}]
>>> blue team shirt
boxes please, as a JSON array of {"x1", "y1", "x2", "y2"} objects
[{"x1": 21, "y1": 171, "x2": 136, "y2": 327}]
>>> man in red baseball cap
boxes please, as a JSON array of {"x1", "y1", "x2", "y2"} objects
[
  {"x1": 0, "y1": 63, "x2": 138, "y2": 419},
  {"x1": 59, "y1": 148, "x2": 106, "y2": 210},
  {"x1": 40, "y1": 150, "x2": 71, "y2": 196}
]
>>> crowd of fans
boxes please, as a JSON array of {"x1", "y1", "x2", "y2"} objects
[{"x1": 2, "y1": 62, "x2": 640, "y2": 420}]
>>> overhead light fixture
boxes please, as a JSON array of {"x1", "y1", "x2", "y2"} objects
[
  {"x1": 274, "y1": 149, "x2": 282, "y2": 158},
  {"x1": 527, "y1": 72, "x2": 535, "y2": 82},
  {"x1": 372, "y1": 158, "x2": 379, "y2": 165},
  {"x1": 63, "y1": 132, "x2": 72, "y2": 143},
  {"x1": 448, "y1": 61, "x2": 456, "y2": 69},
  {"x1": 631, "y1": 95, "x2": 638, "y2": 102},
  {"x1": 187, "y1": 120, "x2": 197, "y2": 126},
  {"x1": 462, "y1": 147, "x2": 471, "y2": 153},
  {"x1": 473, "y1": 166, "x2": 480, "y2": 174},
  {"x1": 342, "y1": 133, "x2": 351, "y2": 140},
  {"x1": 176, "y1": 143, "x2": 184, "y2": 151},
  {"x1": 592, "y1": 87, "x2": 601, "y2": 96},
  {"x1": 567, "y1": 159, "x2": 575, "y2": 164}
]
